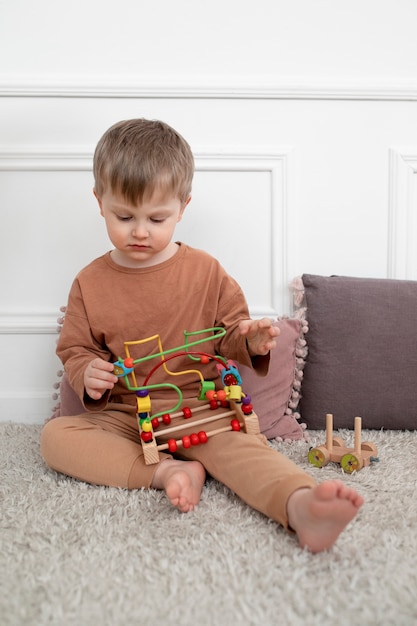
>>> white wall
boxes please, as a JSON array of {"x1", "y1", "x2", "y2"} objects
[{"x1": 1, "y1": 0, "x2": 417, "y2": 422}]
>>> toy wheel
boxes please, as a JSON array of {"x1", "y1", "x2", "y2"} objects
[
  {"x1": 308, "y1": 447, "x2": 330, "y2": 468},
  {"x1": 332, "y1": 437, "x2": 345, "y2": 448},
  {"x1": 341, "y1": 453, "x2": 361, "y2": 473}
]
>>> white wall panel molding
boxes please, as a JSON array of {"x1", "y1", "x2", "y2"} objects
[
  {"x1": 388, "y1": 148, "x2": 417, "y2": 280},
  {"x1": 191, "y1": 148, "x2": 293, "y2": 315},
  {"x1": 0, "y1": 149, "x2": 92, "y2": 171},
  {"x1": 1, "y1": 75, "x2": 417, "y2": 101},
  {"x1": 0, "y1": 145, "x2": 293, "y2": 318},
  {"x1": 0, "y1": 312, "x2": 59, "y2": 334}
]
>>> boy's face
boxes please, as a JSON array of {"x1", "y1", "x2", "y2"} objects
[{"x1": 95, "y1": 188, "x2": 190, "y2": 268}]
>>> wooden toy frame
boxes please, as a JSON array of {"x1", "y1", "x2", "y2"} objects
[
  {"x1": 308, "y1": 413, "x2": 378, "y2": 473},
  {"x1": 138, "y1": 398, "x2": 260, "y2": 465},
  {"x1": 112, "y1": 327, "x2": 261, "y2": 465}
]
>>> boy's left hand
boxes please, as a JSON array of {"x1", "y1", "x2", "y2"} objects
[{"x1": 239, "y1": 318, "x2": 280, "y2": 356}]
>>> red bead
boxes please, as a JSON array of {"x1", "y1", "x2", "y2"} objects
[
  {"x1": 220, "y1": 400, "x2": 229, "y2": 408},
  {"x1": 216, "y1": 390, "x2": 227, "y2": 402},
  {"x1": 124, "y1": 357, "x2": 134, "y2": 368},
  {"x1": 168, "y1": 439, "x2": 178, "y2": 453},
  {"x1": 198, "y1": 431, "x2": 208, "y2": 444},
  {"x1": 209, "y1": 399, "x2": 218, "y2": 410},
  {"x1": 183, "y1": 407, "x2": 192, "y2": 418},
  {"x1": 141, "y1": 431, "x2": 153, "y2": 443},
  {"x1": 206, "y1": 390, "x2": 216, "y2": 401},
  {"x1": 231, "y1": 419, "x2": 241, "y2": 431},
  {"x1": 242, "y1": 404, "x2": 253, "y2": 415},
  {"x1": 182, "y1": 435, "x2": 191, "y2": 448},
  {"x1": 190, "y1": 433, "x2": 200, "y2": 446},
  {"x1": 151, "y1": 417, "x2": 160, "y2": 429},
  {"x1": 200, "y1": 355, "x2": 210, "y2": 364},
  {"x1": 162, "y1": 414, "x2": 171, "y2": 425}
]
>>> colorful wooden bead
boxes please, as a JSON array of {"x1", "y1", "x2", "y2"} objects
[
  {"x1": 168, "y1": 439, "x2": 178, "y2": 453},
  {"x1": 182, "y1": 435, "x2": 191, "y2": 448},
  {"x1": 136, "y1": 388, "x2": 152, "y2": 413},
  {"x1": 199, "y1": 380, "x2": 216, "y2": 401},
  {"x1": 198, "y1": 431, "x2": 208, "y2": 443}
]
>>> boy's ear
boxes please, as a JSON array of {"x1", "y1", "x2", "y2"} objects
[
  {"x1": 93, "y1": 188, "x2": 104, "y2": 215},
  {"x1": 178, "y1": 195, "x2": 191, "y2": 221}
]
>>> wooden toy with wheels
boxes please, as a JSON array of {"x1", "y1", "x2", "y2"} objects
[{"x1": 308, "y1": 413, "x2": 378, "y2": 473}]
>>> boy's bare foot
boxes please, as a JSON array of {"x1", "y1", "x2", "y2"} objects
[
  {"x1": 287, "y1": 480, "x2": 364, "y2": 553},
  {"x1": 151, "y1": 459, "x2": 206, "y2": 513}
]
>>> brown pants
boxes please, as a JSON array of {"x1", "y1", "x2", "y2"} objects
[{"x1": 40, "y1": 403, "x2": 316, "y2": 529}]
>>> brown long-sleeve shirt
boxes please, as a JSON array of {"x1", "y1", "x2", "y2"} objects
[{"x1": 58, "y1": 243, "x2": 268, "y2": 412}]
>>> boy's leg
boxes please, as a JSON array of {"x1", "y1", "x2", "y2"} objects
[
  {"x1": 180, "y1": 430, "x2": 364, "y2": 552},
  {"x1": 179, "y1": 430, "x2": 317, "y2": 528},
  {"x1": 41, "y1": 410, "x2": 206, "y2": 511},
  {"x1": 41, "y1": 411, "x2": 164, "y2": 489}
]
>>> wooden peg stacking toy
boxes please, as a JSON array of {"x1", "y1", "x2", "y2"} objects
[{"x1": 308, "y1": 413, "x2": 378, "y2": 473}]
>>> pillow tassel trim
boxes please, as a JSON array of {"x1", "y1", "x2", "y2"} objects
[
  {"x1": 47, "y1": 306, "x2": 67, "y2": 422},
  {"x1": 274, "y1": 312, "x2": 309, "y2": 443}
]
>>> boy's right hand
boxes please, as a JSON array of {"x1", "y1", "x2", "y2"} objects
[{"x1": 84, "y1": 358, "x2": 118, "y2": 401}]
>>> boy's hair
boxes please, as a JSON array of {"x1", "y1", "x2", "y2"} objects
[{"x1": 93, "y1": 118, "x2": 194, "y2": 204}]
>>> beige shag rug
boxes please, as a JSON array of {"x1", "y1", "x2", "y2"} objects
[{"x1": 1, "y1": 423, "x2": 416, "y2": 626}]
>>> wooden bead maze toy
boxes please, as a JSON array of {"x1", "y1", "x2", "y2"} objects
[
  {"x1": 308, "y1": 413, "x2": 378, "y2": 473},
  {"x1": 112, "y1": 327, "x2": 260, "y2": 465}
]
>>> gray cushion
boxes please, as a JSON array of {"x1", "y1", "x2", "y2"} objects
[{"x1": 299, "y1": 274, "x2": 417, "y2": 429}]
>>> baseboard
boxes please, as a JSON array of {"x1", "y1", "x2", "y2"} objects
[{"x1": 0, "y1": 392, "x2": 53, "y2": 424}]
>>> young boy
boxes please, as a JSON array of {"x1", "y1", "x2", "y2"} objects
[{"x1": 41, "y1": 118, "x2": 364, "y2": 553}]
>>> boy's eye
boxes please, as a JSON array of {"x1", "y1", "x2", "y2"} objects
[
  {"x1": 117, "y1": 215, "x2": 132, "y2": 221},
  {"x1": 150, "y1": 217, "x2": 165, "y2": 223}
]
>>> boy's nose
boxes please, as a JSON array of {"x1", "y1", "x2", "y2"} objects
[{"x1": 132, "y1": 223, "x2": 149, "y2": 238}]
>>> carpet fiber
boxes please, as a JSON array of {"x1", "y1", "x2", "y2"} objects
[{"x1": 1, "y1": 423, "x2": 416, "y2": 626}]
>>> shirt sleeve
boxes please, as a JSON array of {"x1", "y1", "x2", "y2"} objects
[
  {"x1": 57, "y1": 278, "x2": 112, "y2": 410},
  {"x1": 213, "y1": 271, "x2": 270, "y2": 376}
]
